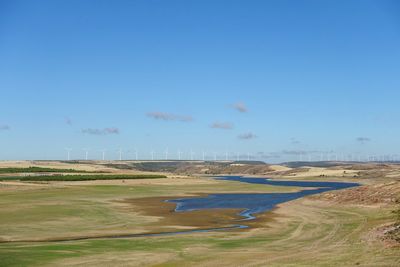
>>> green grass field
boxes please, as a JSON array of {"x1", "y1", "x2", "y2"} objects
[
  {"x1": 0, "y1": 167, "x2": 100, "y2": 173},
  {"x1": 0, "y1": 177, "x2": 398, "y2": 266},
  {"x1": 0, "y1": 174, "x2": 167, "y2": 181}
]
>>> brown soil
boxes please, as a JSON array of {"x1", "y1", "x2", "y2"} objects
[
  {"x1": 365, "y1": 223, "x2": 400, "y2": 247},
  {"x1": 311, "y1": 181, "x2": 400, "y2": 205},
  {"x1": 122, "y1": 195, "x2": 275, "y2": 231}
]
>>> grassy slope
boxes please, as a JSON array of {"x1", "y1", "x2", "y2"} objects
[
  {"x1": 0, "y1": 204, "x2": 397, "y2": 266},
  {"x1": 0, "y1": 179, "x2": 398, "y2": 266},
  {"x1": 0, "y1": 179, "x2": 296, "y2": 241}
]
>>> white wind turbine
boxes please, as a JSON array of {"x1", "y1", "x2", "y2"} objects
[
  {"x1": 202, "y1": 150, "x2": 206, "y2": 161},
  {"x1": 190, "y1": 149, "x2": 195, "y2": 161},
  {"x1": 117, "y1": 148, "x2": 123, "y2": 161},
  {"x1": 213, "y1": 152, "x2": 217, "y2": 161},
  {"x1": 165, "y1": 147, "x2": 169, "y2": 160},
  {"x1": 247, "y1": 152, "x2": 251, "y2": 161},
  {"x1": 65, "y1": 148, "x2": 72, "y2": 161},
  {"x1": 236, "y1": 152, "x2": 239, "y2": 161},
  {"x1": 150, "y1": 150, "x2": 155, "y2": 160},
  {"x1": 100, "y1": 149, "x2": 106, "y2": 161},
  {"x1": 177, "y1": 149, "x2": 182, "y2": 160},
  {"x1": 82, "y1": 148, "x2": 90, "y2": 160}
]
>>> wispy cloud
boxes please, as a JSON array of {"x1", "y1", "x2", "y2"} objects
[
  {"x1": 238, "y1": 132, "x2": 257, "y2": 140},
  {"x1": 290, "y1": 138, "x2": 301, "y2": 145},
  {"x1": 82, "y1": 127, "x2": 120, "y2": 135},
  {"x1": 356, "y1": 137, "x2": 371, "y2": 144},
  {"x1": 65, "y1": 117, "x2": 72, "y2": 125},
  {"x1": 232, "y1": 102, "x2": 248, "y2": 113},
  {"x1": 0, "y1": 125, "x2": 10, "y2": 131},
  {"x1": 210, "y1": 122, "x2": 234, "y2": 130},
  {"x1": 146, "y1": 112, "x2": 193, "y2": 122}
]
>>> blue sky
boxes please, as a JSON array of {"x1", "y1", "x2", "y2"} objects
[{"x1": 0, "y1": 0, "x2": 400, "y2": 162}]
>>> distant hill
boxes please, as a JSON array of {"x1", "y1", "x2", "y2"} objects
[
  {"x1": 282, "y1": 161, "x2": 400, "y2": 169},
  {"x1": 283, "y1": 161, "x2": 361, "y2": 168},
  {"x1": 102, "y1": 160, "x2": 273, "y2": 175}
]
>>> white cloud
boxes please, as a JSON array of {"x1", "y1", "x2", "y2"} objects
[
  {"x1": 146, "y1": 112, "x2": 193, "y2": 122},
  {"x1": 232, "y1": 102, "x2": 248, "y2": 113},
  {"x1": 238, "y1": 132, "x2": 257, "y2": 140},
  {"x1": 210, "y1": 122, "x2": 234, "y2": 129},
  {"x1": 82, "y1": 127, "x2": 120, "y2": 135}
]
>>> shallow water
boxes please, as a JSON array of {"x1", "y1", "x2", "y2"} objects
[
  {"x1": 168, "y1": 176, "x2": 360, "y2": 220},
  {"x1": 4, "y1": 176, "x2": 360, "y2": 243}
]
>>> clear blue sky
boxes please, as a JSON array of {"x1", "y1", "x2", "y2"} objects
[{"x1": 0, "y1": 0, "x2": 399, "y2": 162}]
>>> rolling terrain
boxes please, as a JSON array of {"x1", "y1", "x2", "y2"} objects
[{"x1": 0, "y1": 160, "x2": 399, "y2": 266}]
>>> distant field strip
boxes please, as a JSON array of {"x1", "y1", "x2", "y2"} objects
[
  {"x1": 0, "y1": 174, "x2": 167, "y2": 181},
  {"x1": 0, "y1": 167, "x2": 101, "y2": 173}
]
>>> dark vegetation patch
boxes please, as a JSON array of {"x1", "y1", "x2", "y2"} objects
[{"x1": 0, "y1": 174, "x2": 166, "y2": 181}]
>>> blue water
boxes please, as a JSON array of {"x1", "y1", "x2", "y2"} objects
[
  {"x1": 168, "y1": 176, "x2": 359, "y2": 220},
  {"x1": 8, "y1": 176, "x2": 360, "y2": 243}
]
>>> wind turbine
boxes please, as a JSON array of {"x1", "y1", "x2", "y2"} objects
[
  {"x1": 190, "y1": 149, "x2": 195, "y2": 161},
  {"x1": 177, "y1": 149, "x2": 182, "y2": 160},
  {"x1": 213, "y1": 152, "x2": 217, "y2": 161},
  {"x1": 236, "y1": 152, "x2": 239, "y2": 161},
  {"x1": 202, "y1": 150, "x2": 206, "y2": 161},
  {"x1": 82, "y1": 148, "x2": 90, "y2": 160},
  {"x1": 165, "y1": 147, "x2": 169, "y2": 160},
  {"x1": 65, "y1": 148, "x2": 72, "y2": 161},
  {"x1": 247, "y1": 152, "x2": 251, "y2": 161},
  {"x1": 225, "y1": 151, "x2": 228, "y2": 161},
  {"x1": 100, "y1": 149, "x2": 106, "y2": 161},
  {"x1": 150, "y1": 150, "x2": 155, "y2": 160},
  {"x1": 117, "y1": 148, "x2": 123, "y2": 161}
]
